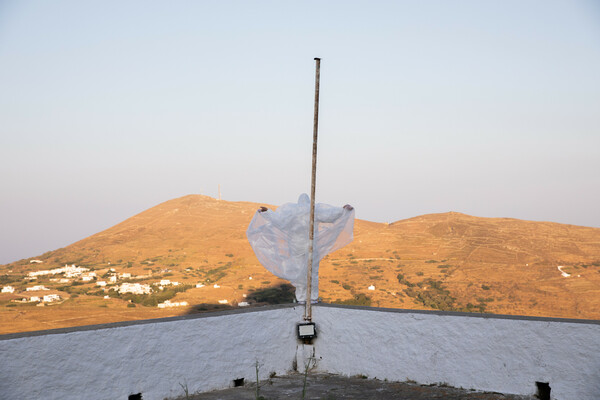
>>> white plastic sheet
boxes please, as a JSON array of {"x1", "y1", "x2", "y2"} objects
[{"x1": 246, "y1": 194, "x2": 355, "y2": 302}]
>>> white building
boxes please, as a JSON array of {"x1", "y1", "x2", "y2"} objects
[
  {"x1": 1, "y1": 286, "x2": 15, "y2": 293},
  {"x1": 218, "y1": 299, "x2": 228, "y2": 304},
  {"x1": 43, "y1": 294, "x2": 61, "y2": 303},
  {"x1": 97, "y1": 281, "x2": 107, "y2": 287},
  {"x1": 28, "y1": 264, "x2": 89, "y2": 279},
  {"x1": 26, "y1": 285, "x2": 49, "y2": 292},
  {"x1": 157, "y1": 300, "x2": 189, "y2": 309},
  {"x1": 115, "y1": 283, "x2": 152, "y2": 295}
]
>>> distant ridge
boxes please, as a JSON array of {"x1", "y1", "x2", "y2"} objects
[{"x1": 1, "y1": 194, "x2": 599, "y2": 333}]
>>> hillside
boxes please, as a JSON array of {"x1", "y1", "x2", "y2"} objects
[{"x1": 1, "y1": 194, "x2": 599, "y2": 334}]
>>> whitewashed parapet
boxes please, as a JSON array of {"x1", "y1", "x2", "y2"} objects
[
  {"x1": 0, "y1": 305, "x2": 301, "y2": 400},
  {"x1": 1, "y1": 304, "x2": 598, "y2": 399},
  {"x1": 313, "y1": 305, "x2": 600, "y2": 400}
]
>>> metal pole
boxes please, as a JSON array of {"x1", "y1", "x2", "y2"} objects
[{"x1": 305, "y1": 57, "x2": 320, "y2": 321}]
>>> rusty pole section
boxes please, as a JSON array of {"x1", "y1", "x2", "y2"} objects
[{"x1": 305, "y1": 57, "x2": 321, "y2": 321}]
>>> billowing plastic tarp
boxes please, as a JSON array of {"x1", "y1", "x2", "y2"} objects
[{"x1": 246, "y1": 193, "x2": 355, "y2": 302}]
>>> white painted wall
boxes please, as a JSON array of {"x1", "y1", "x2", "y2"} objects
[
  {"x1": 313, "y1": 306, "x2": 600, "y2": 400},
  {"x1": 0, "y1": 306, "x2": 302, "y2": 400},
  {"x1": 1, "y1": 305, "x2": 599, "y2": 400}
]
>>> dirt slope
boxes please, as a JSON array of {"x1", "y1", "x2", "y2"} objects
[{"x1": 2, "y1": 195, "x2": 599, "y2": 334}]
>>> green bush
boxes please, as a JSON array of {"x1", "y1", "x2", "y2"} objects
[
  {"x1": 247, "y1": 284, "x2": 295, "y2": 304},
  {"x1": 338, "y1": 294, "x2": 372, "y2": 306}
]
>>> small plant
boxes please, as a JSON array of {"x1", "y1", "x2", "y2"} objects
[
  {"x1": 178, "y1": 381, "x2": 190, "y2": 400},
  {"x1": 481, "y1": 284, "x2": 490, "y2": 290},
  {"x1": 254, "y1": 360, "x2": 266, "y2": 400},
  {"x1": 301, "y1": 356, "x2": 317, "y2": 400}
]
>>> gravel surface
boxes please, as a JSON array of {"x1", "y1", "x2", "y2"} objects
[{"x1": 170, "y1": 373, "x2": 535, "y2": 400}]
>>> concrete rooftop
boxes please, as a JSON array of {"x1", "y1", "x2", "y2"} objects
[{"x1": 170, "y1": 373, "x2": 535, "y2": 400}]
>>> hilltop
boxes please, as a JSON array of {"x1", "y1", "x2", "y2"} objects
[{"x1": 1, "y1": 194, "x2": 599, "y2": 334}]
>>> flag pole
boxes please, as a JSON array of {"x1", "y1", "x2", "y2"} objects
[{"x1": 305, "y1": 57, "x2": 321, "y2": 321}]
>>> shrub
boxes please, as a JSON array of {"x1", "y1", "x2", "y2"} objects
[
  {"x1": 338, "y1": 294, "x2": 372, "y2": 306},
  {"x1": 481, "y1": 284, "x2": 490, "y2": 290},
  {"x1": 247, "y1": 284, "x2": 295, "y2": 304},
  {"x1": 397, "y1": 273, "x2": 414, "y2": 287}
]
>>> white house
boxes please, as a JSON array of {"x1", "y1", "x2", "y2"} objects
[
  {"x1": 116, "y1": 283, "x2": 152, "y2": 295},
  {"x1": 157, "y1": 300, "x2": 188, "y2": 309},
  {"x1": 96, "y1": 281, "x2": 107, "y2": 287},
  {"x1": 43, "y1": 294, "x2": 61, "y2": 303},
  {"x1": 26, "y1": 285, "x2": 49, "y2": 292},
  {"x1": 1, "y1": 286, "x2": 15, "y2": 293}
]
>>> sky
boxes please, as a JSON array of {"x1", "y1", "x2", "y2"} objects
[{"x1": 1, "y1": 1, "x2": 599, "y2": 264}]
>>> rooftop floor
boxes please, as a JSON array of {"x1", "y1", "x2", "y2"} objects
[{"x1": 171, "y1": 373, "x2": 535, "y2": 400}]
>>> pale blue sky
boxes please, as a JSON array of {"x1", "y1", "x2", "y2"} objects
[{"x1": 1, "y1": 1, "x2": 599, "y2": 264}]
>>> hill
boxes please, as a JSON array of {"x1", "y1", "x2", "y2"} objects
[{"x1": 1, "y1": 195, "x2": 599, "y2": 334}]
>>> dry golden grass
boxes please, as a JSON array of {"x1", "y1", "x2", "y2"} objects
[{"x1": 2, "y1": 195, "x2": 599, "y2": 334}]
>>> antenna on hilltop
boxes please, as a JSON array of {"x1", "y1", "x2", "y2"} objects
[{"x1": 218, "y1": 184, "x2": 222, "y2": 201}]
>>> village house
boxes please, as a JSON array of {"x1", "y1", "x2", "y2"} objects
[
  {"x1": 26, "y1": 285, "x2": 49, "y2": 292},
  {"x1": 157, "y1": 300, "x2": 188, "y2": 308},
  {"x1": 114, "y1": 282, "x2": 152, "y2": 295},
  {"x1": 43, "y1": 294, "x2": 61, "y2": 303},
  {"x1": 27, "y1": 264, "x2": 89, "y2": 278},
  {"x1": 1, "y1": 286, "x2": 15, "y2": 293}
]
